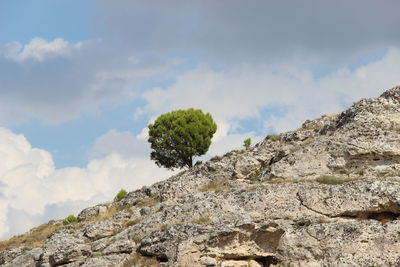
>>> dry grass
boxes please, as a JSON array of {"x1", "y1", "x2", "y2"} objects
[
  {"x1": 266, "y1": 134, "x2": 280, "y2": 142},
  {"x1": 266, "y1": 177, "x2": 312, "y2": 184},
  {"x1": 315, "y1": 175, "x2": 361, "y2": 185},
  {"x1": 199, "y1": 178, "x2": 229, "y2": 192},
  {"x1": 134, "y1": 197, "x2": 160, "y2": 208},
  {"x1": 0, "y1": 220, "x2": 61, "y2": 250},
  {"x1": 191, "y1": 216, "x2": 213, "y2": 224},
  {"x1": 122, "y1": 253, "x2": 159, "y2": 267},
  {"x1": 88, "y1": 205, "x2": 125, "y2": 222},
  {"x1": 125, "y1": 218, "x2": 142, "y2": 228}
]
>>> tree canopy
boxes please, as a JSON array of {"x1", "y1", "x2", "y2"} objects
[{"x1": 148, "y1": 108, "x2": 217, "y2": 169}]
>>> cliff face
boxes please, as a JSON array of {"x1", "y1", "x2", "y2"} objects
[{"x1": 2, "y1": 86, "x2": 400, "y2": 267}]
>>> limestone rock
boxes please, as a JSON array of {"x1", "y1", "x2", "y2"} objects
[
  {"x1": 77, "y1": 205, "x2": 108, "y2": 222},
  {"x1": 2, "y1": 86, "x2": 400, "y2": 267},
  {"x1": 83, "y1": 220, "x2": 123, "y2": 240}
]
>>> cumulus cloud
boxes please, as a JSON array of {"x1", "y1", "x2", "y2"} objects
[
  {"x1": 91, "y1": 129, "x2": 150, "y2": 158},
  {"x1": 0, "y1": 37, "x2": 178, "y2": 125},
  {"x1": 1, "y1": 38, "x2": 82, "y2": 62},
  {"x1": 0, "y1": 128, "x2": 173, "y2": 240},
  {"x1": 139, "y1": 48, "x2": 400, "y2": 133}
]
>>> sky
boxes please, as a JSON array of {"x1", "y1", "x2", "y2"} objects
[{"x1": 0, "y1": 0, "x2": 400, "y2": 240}]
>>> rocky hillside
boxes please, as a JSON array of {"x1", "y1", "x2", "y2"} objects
[{"x1": 2, "y1": 86, "x2": 400, "y2": 267}]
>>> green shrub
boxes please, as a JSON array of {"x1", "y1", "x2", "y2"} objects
[
  {"x1": 243, "y1": 138, "x2": 252, "y2": 150},
  {"x1": 114, "y1": 189, "x2": 128, "y2": 202},
  {"x1": 63, "y1": 215, "x2": 77, "y2": 226}
]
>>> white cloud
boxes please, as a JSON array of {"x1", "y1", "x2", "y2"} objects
[
  {"x1": 0, "y1": 128, "x2": 173, "y2": 240},
  {"x1": 139, "y1": 49, "x2": 400, "y2": 134},
  {"x1": 2, "y1": 38, "x2": 82, "y2": 62},
  {"x1": 0, "y1": 37, "x2": 178, "y2": 125},
  {"x1": 91, "y1": 129, "x2": 151, "y2": 158}
]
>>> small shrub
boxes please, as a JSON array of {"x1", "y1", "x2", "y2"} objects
[
  {"x1": 266, "y1": 134, "x2": 280, "y2": 142},
  {"x1": 195, "y1": 160, "x2": 203, "y2": 166},
  {"x1": 62, "y1": 215, "x2": 78, "y2": 226},
  {"x1": 243, "y1": 138, "x2": 252, "y2": 150},
  {"x1": 114, "y1": 189, "x2": 128, "y2": 202}
]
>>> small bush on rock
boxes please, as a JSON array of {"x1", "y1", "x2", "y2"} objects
[
  {"x1": 63, "y1": 215, "x2": 77, "y2": 225},
  {"x1": 114, "y1": 189, "x2": 128, "y2": 202},
  {"x1": 243, "y1": 138, "x2": 252, "y2": 150}
]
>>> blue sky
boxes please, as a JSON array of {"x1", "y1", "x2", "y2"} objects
[
  {"x1": 0, "y1": 0, "x2": 94, "y2": 44},
  {"x1": 1, "y1": 0, "x2": 400, "y2": 239}
]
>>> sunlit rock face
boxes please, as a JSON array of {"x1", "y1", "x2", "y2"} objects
[{"x1": 2, "y1": 86, "x2": 400, "y2": 267}]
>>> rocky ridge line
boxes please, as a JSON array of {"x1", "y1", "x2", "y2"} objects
[{"x1": 1, "y1": 86, "x2": 400, "y2": 266}]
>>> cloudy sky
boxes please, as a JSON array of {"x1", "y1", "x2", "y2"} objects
[{"x1": 1, "y1": 0, "x2": 400, "y2": 240}]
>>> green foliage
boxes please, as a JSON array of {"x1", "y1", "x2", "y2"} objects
[
  {"x1": 63, "y1": 215, "x2": 77, "y2": 226},
  {"x1": 243, "y1": 138, "x2": 251, "y2": 150},
  {"x1": 114, "y1": 189, "x2": 128, "y2": 202},
  {"x1": 148, "y1": 108, "x2": 217, "y2": 169}
]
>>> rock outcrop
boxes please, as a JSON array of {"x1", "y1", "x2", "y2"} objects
[{"x1": 2, "y1": 86, "x2": 400, "y2": 266}]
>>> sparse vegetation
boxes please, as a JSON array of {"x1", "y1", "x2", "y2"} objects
[
  {"x1": 199, "y1": 178, "x2": 229, "y2": 192},
  {"x1": 134, "y1": 197, "x2": 161, "y2": 208},
  {"x1": 266, "y1": 134, "x2": 280, "y2": 142},
  {"x1": 63, "y1": 215, "x2": 78, "y2": 225},
  {"x1": 125, "y1": 218, "x2": 142, "y2": 227},
  {"x1": 0, "y1": 220, "x2": 61, "y2": 250},
  {"x1": 122, "y1": 252, "x2": 159, "y2": 267},
  {"x1": 315, "y1": 175, "x2": 361, "y2": 185},
  {"x1": 160, "y1": 223, "x2": 171, "y2": 229},
  {"x1": 90, "y1": 205, "x2": 125, "y2": 222},
  {"x1": 266, "y1": 177, "x2": 313, "y2": 184},
  {"x1": 243, "y1": 138, "x2": 252, "y2": 150},
  {"x1": 132, "y1": 235, "x2": 143, "y2": 244},
  {"x1": 191, "y1": 216, "x2": 213, "y2": 224},
  {"x1": 114, "y1": 189, "x2": 128, "y2": 202}
]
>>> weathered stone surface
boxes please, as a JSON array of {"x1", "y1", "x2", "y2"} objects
[
  {"x1": 63, "y1": 254, "x2": 129, "y2": 267},
  {"x1": 2, "y1": 86, "x2": 400, "y2": 267},
  {"x1": 77, "y1": 204, "x2": 109, "y2": 222},
  {"x1": 83, "y1": 220, "x2": 123, "y2": 239},
  {"x1": 103, "y1": 240, "x2": 136, "y2": 255}
]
